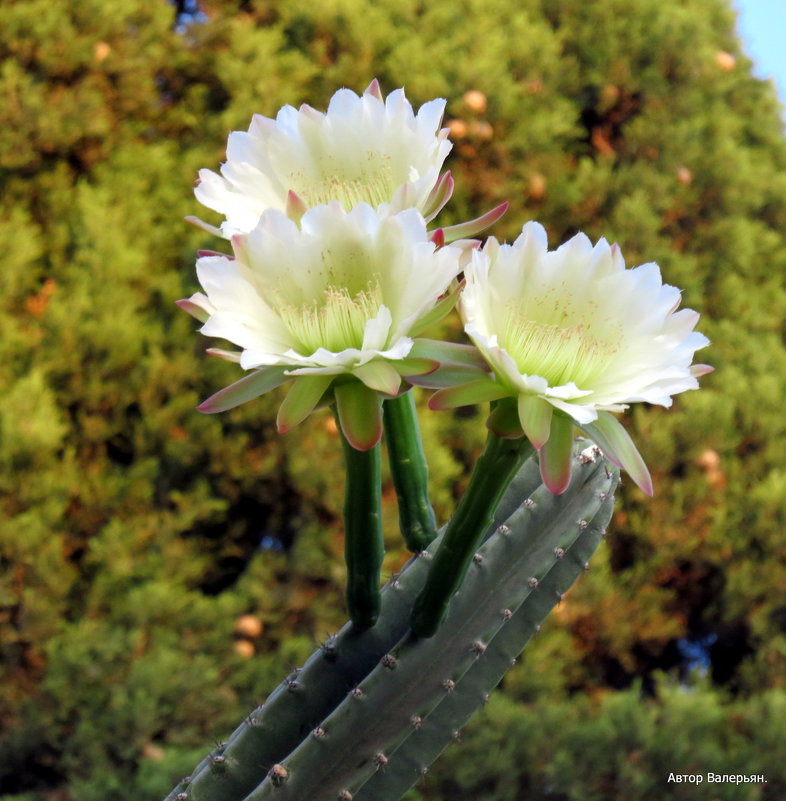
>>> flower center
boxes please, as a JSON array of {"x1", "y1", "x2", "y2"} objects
[
  {"x1": 278, "y1": 280, "x2": 384, "y2": 355},
  {"x1": 500, "y1": 305, "x2": 621, "y2": 389},
  {"x1": 292, "y1": 158, "x2": 397, "y2": 210}
]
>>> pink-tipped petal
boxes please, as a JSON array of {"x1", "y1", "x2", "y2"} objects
[
  {"x1": 394, "y1": 357, "x2": 440, "y2": 377},
  {"x1": 518, "y1": 395, "x2": 554, "y2": 450},
  {"x1": 185, "y1": 215, "x2": 223, "y2": 237},
  {"x1": 334, "y1": 381, "x2": 383, "y2": 450},
  {"x1": 409, "y1": 339, "x2": 489, "y2": 370},
  {"x1": 286, "y1": 190, "x2": 308, "y2": 223},
  {"x1": 205, "y1": 347, "x2": 242, "y2": 363},
  {"x1": 423, "y1": 171, "x2": 455, "y2": 222},
  {"x1": 176, "y1": 298, "x2": 211, "y2": 324},
  {"x1": 197, "y1": 249, "x2": 233, "y2": 259},
  {"x1": 407, "y1": 363, "x2": 487, "y2": 389},
  {"x1": 276, "y1": 375, "x2": 333, "y2": 433},
  {"x1": 352, "y1": 360, "x2": 402, "y2": 396},
  {"x1": 690, "y1": 364, "x2": 715, "y2": 378},
  {"x1": 440, "y1": 201, "x2": 509, "y2": 243},
  {"x1": 582, "y1": 412, "x2": 653, "y2": 496},
  {"x1": 428, "y1": 378, "x2": 508, "y2": 410},
  {"x1": 538, "y1": 413, "x2": 574, "y2": 495},
  {"x1": 197, "y1": 366, "x2": 290, "y2": 413},
  {"x1": 365, "y1": 78, "x2": 384, "y2": 100},
  {"x1": 430, "y1": 228, "x2": 445, "y2": 248}
]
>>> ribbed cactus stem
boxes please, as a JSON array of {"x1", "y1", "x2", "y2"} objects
[
  {"x1": 164, "y1": 451, "x2": 547, "y2": 801},
  {"x1": 355, "y1": 474, "x2": 616, "y2": 801},
  {"x1": 339, "y1": 422, "x2": 384, "y2": 630},
  {"x1": 411, "y1": 430, "x2": 534, "y2": 637},
  {"x1": 243, "y1": 448, "x2": 616, "y2": 801},
  {"x1": 382, "y1": 391, "x2": 437, "y2": 552}
]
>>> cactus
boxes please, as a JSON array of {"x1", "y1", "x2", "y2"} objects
[
  {"x1": 382, "y1": 392, "x2": 437, "y2": 552},
  {"x1": 166, "y1": 443, "x2": 618, "y2": 801},
  {"x1": 164, "y1": 448, "x2": 545, "y2": 801},
  {"x1": 355, "y1": 483, "x2": 615, "y2": 801}
]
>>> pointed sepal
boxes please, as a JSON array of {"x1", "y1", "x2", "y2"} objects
[
  {"x1": 335, "y1": 381, "x2": 383, "y2": 450},
  {"x1": 538, "y1": 412, "x2": 574, "y2": 494},
  {"x1": 517, "y1": 395, "x2": 553, "y2": 450},
  {"x1": 440, "y1": 202, "x2": 509, "y2": 243},
  {"x1": 429, "y1": 378, "x2": 508, "y2": 410},
  {"x1": 581, "y1": 411, "x2": 653, "y2": 495},
  {"x1": 276, "y1": 375, "x2": 333, "y2": 433},
  {"x1": 197, "y1": 366, "x2": 290, "y2": 413}
]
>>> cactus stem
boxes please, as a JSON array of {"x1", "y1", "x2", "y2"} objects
[
  {"x1": 411, "y1": 432, "x2": 534, "y2": 637},
  {"x1": 382, "y1": 392, "x2": 438, "y2": 552},
  {"x1": 337, "y1": 420, "x2": 384, "y2": 629}
]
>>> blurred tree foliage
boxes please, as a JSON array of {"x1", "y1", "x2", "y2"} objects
[{"x1": 1, "y1": 0, "x2": 785, "y2": 797}]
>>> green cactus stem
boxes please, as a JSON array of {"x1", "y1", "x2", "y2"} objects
[
  {"x1": 242, "y1": 448, "x2": 616, "y2": 801},
  {"x1": 355, "y1": 465, "x2": 617, "y2": 801},
  {"x1": 411, "y1": 427, "x2": 535, "y2": 637},
  {"x1": 338, "y1": 424, "x2": 384, "y2": 629},
  {"x1": 382, "y1": 391, "x2": 437, "y2": 552},
  {"x1": 164, "y1": 451, "x2": 544, "y2": 801}
]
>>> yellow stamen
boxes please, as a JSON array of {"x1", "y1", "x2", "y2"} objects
[
  {"x1": 278, "y1": 281, "x2": 384, "y2": 354},
  {"x1": 500, "y1": 305, "x2": 620, "y2": 388}
]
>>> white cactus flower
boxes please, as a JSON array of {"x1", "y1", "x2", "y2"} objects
[
  {"x1": 430, "y1": 221, "x2": 712, "y2": 494},
  {"x1": 179, "y1": 203, "x2": 462, "y2": 449},
  {"x1": 192, "y1": 80, "x2": 453, "y2": 238}
]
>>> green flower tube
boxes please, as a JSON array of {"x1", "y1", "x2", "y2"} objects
[
  {"x1": 411, "y1": 415, "x2": 534, "y2": 637},
  {"x1": 338, "y1": 414, "x2": 385, "y2": 629},
  {"x1": 382, "y1": 391, "x2": 437, "y2": 552}
]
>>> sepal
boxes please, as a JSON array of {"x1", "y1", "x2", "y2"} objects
[
  {"x1": 335, "y1": 382, "x2": 384, "y2": 450},
  {"x1": 197, "y1": 366, "x2": 290, "y2": 413}
]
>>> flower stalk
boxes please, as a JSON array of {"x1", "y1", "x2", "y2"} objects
[
  {"x1": 411, "y1": 408, "x2": 535, "y2": 637},
  {"x1": 338, "y1": 410, "x2": 385, "y2": 629},
  {"x1": 382, "y1": 391, "x2": 437, "y2": 552}
]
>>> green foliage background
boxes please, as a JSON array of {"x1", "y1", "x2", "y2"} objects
[{"x1": 1, "y1": 0, "x2": 785, "y2": 797}]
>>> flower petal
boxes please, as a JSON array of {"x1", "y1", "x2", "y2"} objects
[
  {"x1": 581, "y1": 411, "x2": 653, "y2": 495},
  {"x1": 440, "y1": 202, "x2": 509, "y2": 243},
  {"x1": 408, "y1": 339, "x2": 489, "y2": 370},
  {"x1": 538, "y1": 413, "x2": 574, "y2": 494},
  {"x1": 334, "y1": 381, "x2": 383, "y2": 450},
  {"x1": 517, "y1": 395, "x2": 554, "y2": 450},
  {"x1": 197, "y1": 366, "x2": 290, "y2": 413},
  {"x1": 429, "y1": 378, "x2": 509, "y2": 410},
  {"x1": 276, "y1": 374, "x2": 334, "y2": 433},
  {"x1": 352, "y1": 360, "x2": 403, "y2": 396}
]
